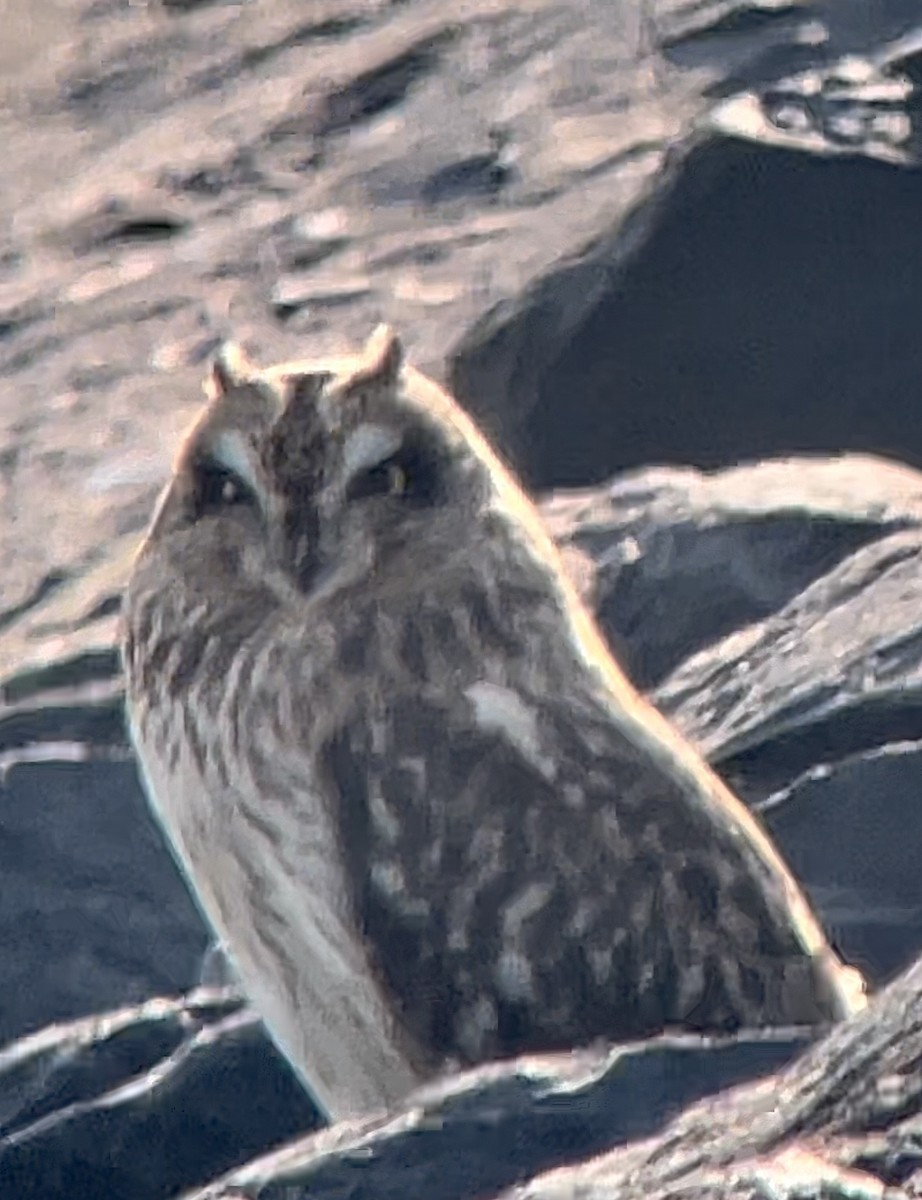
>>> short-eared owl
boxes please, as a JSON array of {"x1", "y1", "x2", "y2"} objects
[{"x1": 122, "y1": 327, "x2": 863, "y2": 1120}]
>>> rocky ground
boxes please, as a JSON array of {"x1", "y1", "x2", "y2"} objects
[{"x1": 2, "y1": 1, "x2": 922, "y2": 1198}]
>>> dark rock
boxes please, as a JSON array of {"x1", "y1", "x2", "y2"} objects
[
  {"x1": 0, "y1": 996, "x2": 810, "y2": 1200},
  {"x1": 453, "y1": 131, "x2": 922, "y2": 490},
  {"x1": 656, "y1": 525, "x2": 922, "y2": 784},
  {"x1": 0, "y1": 752, "x2": 206, "y2": 1046},
  {"x1": 0, "y1": 989, "x2": 320, "y2": 1200},
  {"x1": 175, "y1": 954, "x2": 922, "y2": 1199},
  {"x1": 541, "y1": 455, "x2": 922, "y2": 691},
  {"x1": 760, "y1": 741, "x2": 922, "y2": 985},
  {"x1": 508, "y1": 952, "x2": 922, "y2": 1200},
  {"x1": 450, "y1": 12, "x2": 922, "y2": 491}
]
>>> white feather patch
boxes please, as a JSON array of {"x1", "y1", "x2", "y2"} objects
[
  {"x1": 464, "y1": 681, "x2": 557, "y2": 780},
  {"x1": 210, "y1": 429, "x2": 263, "y2": 501},
  {"x1": 342, "y1": 423, "x2": 401, "y2": 478}
]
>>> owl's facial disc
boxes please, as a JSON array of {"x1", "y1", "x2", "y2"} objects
[
  {"x1": 148, "y1": 326, "x2": 482, "y2": 602},
  {"x1": 269, "y1": 326, "x2": 454, "y2": 519}
]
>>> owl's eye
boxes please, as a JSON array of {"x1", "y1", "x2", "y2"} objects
[
  {"x1": 346, "y1": 459, "x2": 406, "y2": 502},
  {"x1": 346, "y1": 439, "x2": 442, "y2": 506},
  {"x1": 193, "y1": 459, "x2": 257, "y2": 516}
]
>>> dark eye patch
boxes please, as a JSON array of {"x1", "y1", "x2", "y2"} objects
[
  {"x1": 345, "y1": 459, "x2": 399, "y2": 502},
  {"x1": 192, "y1": 458, "x2": 258, "y2": 518},
  {"x1": 345, "y1": 434, "x2": 445, "y2": 507}
]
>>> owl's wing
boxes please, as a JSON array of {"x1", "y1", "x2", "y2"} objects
[{"x1": 321, "y1": 682, "x2": 843, "y2": 1065}]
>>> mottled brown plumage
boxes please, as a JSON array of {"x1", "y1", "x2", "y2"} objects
[{"x1": 122, "y1": 326, "x2": 864, "y2": 1121}]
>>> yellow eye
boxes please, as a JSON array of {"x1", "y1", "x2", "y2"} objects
[
  {"x1": 221, "y1": 477, "x2": 241, "y2": 504},
  {"x1": 346, "y1": 457, "x2": 411, "y2": 502},
  {"x1": 387, "y1": 464, "x2": 407, "y2": 495},
  {"x1": 193, "y1": 460, "x2": 255, "y2": 516}
]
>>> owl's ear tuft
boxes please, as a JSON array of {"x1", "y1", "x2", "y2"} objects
[
  {"x1": 342, "y1": 325, "x2": 403, "y2": 393},
  {"x1": 205, "y1": 342, "x2": 258, "y2": 400},
  {"x1": 365, "y1": 324, "x2": 403, "y2": 383}
]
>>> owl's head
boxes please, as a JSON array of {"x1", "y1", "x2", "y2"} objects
[{"x1": 137, "y1": 326, "x2": 556, "y2": 613}]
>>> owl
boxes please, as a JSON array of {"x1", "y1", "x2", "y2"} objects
[{"x1": 122, "y1": 326, "x2": 863, "y2": 1121}]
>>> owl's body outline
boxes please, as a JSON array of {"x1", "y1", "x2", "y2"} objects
[{"x1": 122, "y1": 328, "x2": 863, "y2": 1121}]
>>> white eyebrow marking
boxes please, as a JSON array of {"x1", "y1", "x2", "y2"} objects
[
  {"x1": 342, "y1": 423, "x2": 401, "y2": 477},
  {"x1": 210, "y1": 429, "x2": 262, "y2": 498}
]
